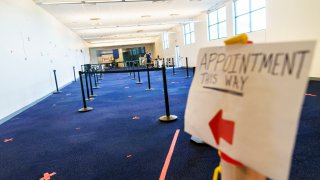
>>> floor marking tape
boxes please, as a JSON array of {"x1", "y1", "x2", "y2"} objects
[{"x1": 159, "y1": 129, "x2": 180, "y2": 180}]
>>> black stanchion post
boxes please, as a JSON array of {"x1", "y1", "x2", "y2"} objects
[
  {"x1": 193, "y1": 67, "x2": 196, "y2": 76},
  {"x1": 53, "y1": 70, "x2": 62, "y2": 94},
  {"x1": 93, "y1": 69, "x2": 100, "y2": 89},
  {"x1": 128, "y1": 62, "x2": 131, "y2": 76},
  {"x1": 78, "y1": 71, "x2": 93, "y2": 112},
  {"x1": 136, "y1": 61, "x2": 142, "y2": 84},
  {"x1": 129, "y1": 62, "x2": 131, "y2": 77},
  {"x1": 145, "y1": 64, "x2": 153, "y2": 91},
  {"x1": 93, "y1": 70, "x2": 97, "y2": 86},
  {"x1": 159, "y1": 65, "x2": 178, "y2": 122},
  {"x1": 172, "y1": 58, "x2": 176, "y2": 75},
  {"x1": 84, "y1": 71, "x2": 93, "y2": 101},
  {"x1": 96, "y1": 68, "x2": 101, "y2": 84},
  {"x1": 88, "y1": 70, "x2": 97, "y2": 97},
  {"x1": 99, "y1": 64, "x2": 103, "y2": 80},
  {"x1": 185, "y1": 57, "x2": 191, "y2": 78},
  {"x1": 162, "y1": 58, "x2": 165, "y2": 68},
  {"x1": 132, "y1": 61, "x2": 136, "y2": 80},
  {"x1": 73, "y1": 66, "x2": 77, "y2": 82}
]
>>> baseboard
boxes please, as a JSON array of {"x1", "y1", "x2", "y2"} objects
[
  {"x1": 0, "y1": 80, "x2": 75, "y2": 125},
  {"x1": 309, "y1": 77, "x2": 320, "y2": 81}
]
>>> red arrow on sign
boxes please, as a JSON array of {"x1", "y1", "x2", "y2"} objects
[{"x1": 209, "y1": 110, "x2": 235, "y2": 145}]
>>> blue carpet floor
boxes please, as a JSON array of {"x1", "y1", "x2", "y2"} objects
[{"x1": 0, "y1": 68, "x2": 319, "y2": 180}]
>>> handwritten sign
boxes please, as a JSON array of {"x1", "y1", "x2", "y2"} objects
[{"x1": 185, "y1": 41, "x2": 316, "y2": 180}]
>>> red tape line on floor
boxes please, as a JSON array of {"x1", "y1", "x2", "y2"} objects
[
  {"x1": 40, "y1": 172, "x2": 56, "y2": 180},
  {"x1": 3, "y1": 138, "x2": 13, "y2": 143},
  {"x1": 305, "y1": 93, "x2": 317, "y2": 96},
  {"x1": 159, "y1": 129, "x2": 180, "y2": 180}
]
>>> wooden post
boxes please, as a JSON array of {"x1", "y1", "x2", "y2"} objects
[{"x1": 221, "y1": 159, "x2": 265, "y2": 180}]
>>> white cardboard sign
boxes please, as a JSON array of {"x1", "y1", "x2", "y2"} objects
[{"x1": 185, "y1": 41, "x2": 316, "y2": 180}]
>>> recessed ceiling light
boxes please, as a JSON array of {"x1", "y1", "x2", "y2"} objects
[
  {"x1": 152, "y1": 0, "x2": 169, "y2": 3},
  {"x1": 141, "y1": 15, "x2": 152, "y2": 18},
  {"x1": 81, "y1": 1, "x2": 96, "y2": 6},
  {"x1": 90, "y1": 17, "x2": 100, "y2": 21}
]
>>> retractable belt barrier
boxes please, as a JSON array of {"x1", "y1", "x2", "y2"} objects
[{"x1": 77, "y1": 66, "x2": 177, "y2": 121}]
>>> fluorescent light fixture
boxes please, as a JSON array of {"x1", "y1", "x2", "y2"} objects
[
  {"x1": 90, "y1": 17, "x2": 101, "y2": 21},
  {"x1": 152, "y1": 0, "x2": 169, "y2": 3},
  {"x1": 141, "y1": 15, "x2": 152, "y2": 18},
  {"x1": 36, "y1": 1, "x2": 79, "y2": 5},
  {"x1": 89, "y1": 38, "x2": 155, "y2": 44},
  {"x1": 36, "y1": 0, "x2": 169, "y2": 5},
  {"x1": 82, "y1": 33, "x2": 160, "y2": 40},
  {"x1": 72, "y1": 21, "x2": 182, "y2": 30}
]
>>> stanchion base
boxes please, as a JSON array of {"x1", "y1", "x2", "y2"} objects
[
  {"x1": 90, "y1": 94, "x2": 97, "y2": 97},
  {"x1": 159, "y1": 115, "x2": 178, "y2": 122},
  {"x1": 136, "y1": 81, "x2": 143, "y2": 84},
  {"x1": 131, "y1": 78, "x2": 136, "y2": 80},
  {"x1": 93, "y1": 86, "x2": 100, "y2": 89},
  {"x1": 145, "y1": 88, "x2": 154, "y2": 91},
  {"x1": 185, "y1": 76, "x2": 191, "y2": 79},
  {"x1": 86, "y1": 98, "x2": 94, "y2": 101},
  {"x1": 78, "y1": 107, "x2": 93, "y2": 112},
  {"x1": 53, "y1": 91, "x2": 62, "y2": 94}
]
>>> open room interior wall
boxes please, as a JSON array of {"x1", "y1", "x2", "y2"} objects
[
  {"x1": 89, "y1": 48, "x2": 99, "y2": 64},
  {"x1": 266, "y1": 0, "x2": 320, "y2": 77},
  {"x1": 0, "y1": 0, "x2": 90, "y2": 121},
  {"x1": 156, "y1": 0, "x2": 320, "y2": 77},
  {"x1": 154, "y1": 37, "x2": 163, "y2": 59}
]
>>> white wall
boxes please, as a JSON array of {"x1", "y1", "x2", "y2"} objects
[
  {"x1": 0, "y1": 0, "x2": 90, "y2": 120},
  {"x1": 266, "y1": 0, "x2": 320, "y2": 77},
  {"x1": 156, "y1": 0, "x2": 320, "y2": 77}
]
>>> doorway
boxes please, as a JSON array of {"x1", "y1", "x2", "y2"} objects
[{"x1": 175, "y1": 45, "x2": 180, "y2": 67}]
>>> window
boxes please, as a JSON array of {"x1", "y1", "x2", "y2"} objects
[
  {"x1": 163, "y1": 32, "x2": 169, "y2": 49},
  {"x1": 234, "y1": 0, "x2": 266, "y2": 34},
  {"x1": 183, "y1": 23, "x2": 195, "y2": 45},
  {"x1": 208, "y1": 6, "x2": 227, "y2": 40}
]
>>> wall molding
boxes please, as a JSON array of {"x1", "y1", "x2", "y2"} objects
[{"x1": 309, "y1": 77, "x2": 320, "y2": 81}]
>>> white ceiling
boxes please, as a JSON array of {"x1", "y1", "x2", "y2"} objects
[{"x1": 34, "y1": 0, "x2": 222, "y2": 47}]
